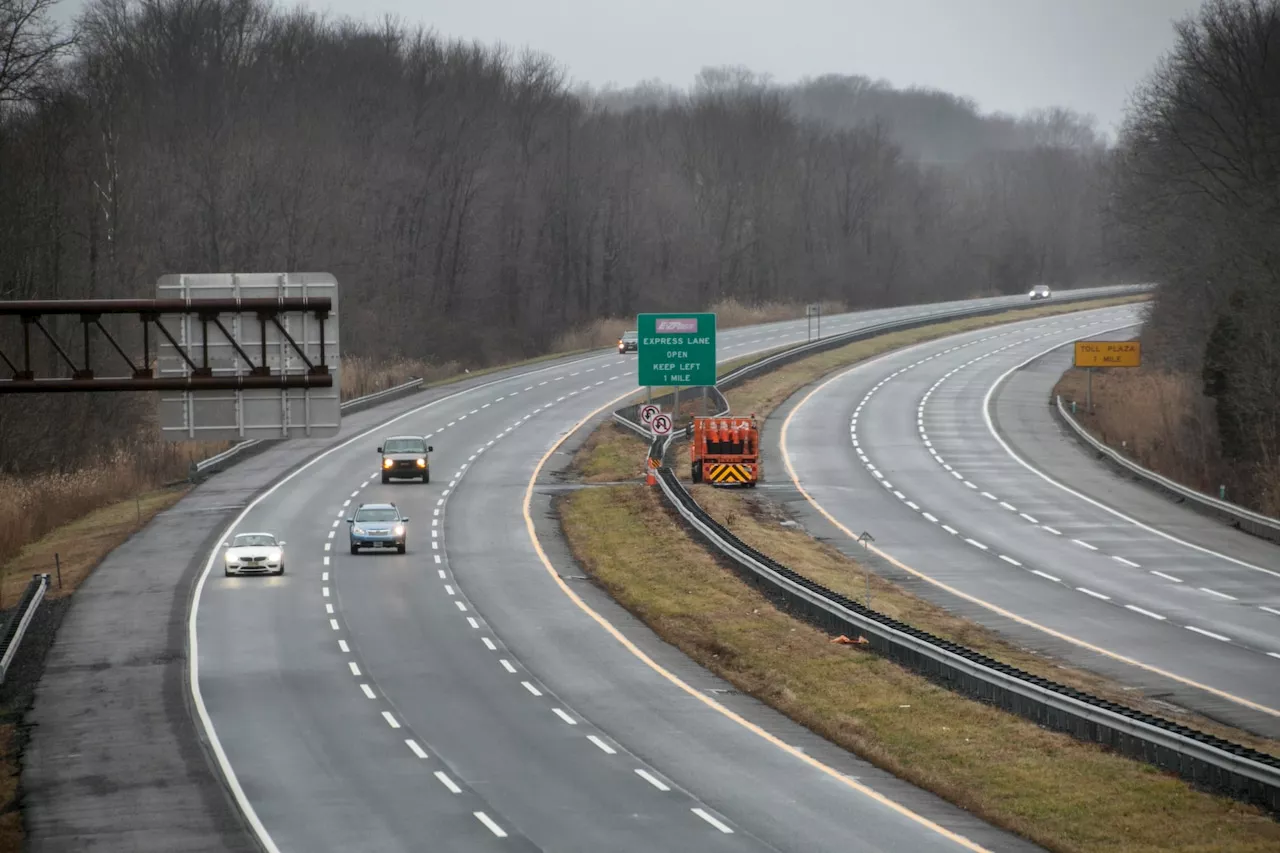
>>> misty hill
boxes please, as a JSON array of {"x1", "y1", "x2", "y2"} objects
[{"x1": 582, "y1": 68, "x2": 1104, "y2": 163}]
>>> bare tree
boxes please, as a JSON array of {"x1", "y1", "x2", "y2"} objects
[{"x1": 0, "y1": 0, "x2": 75, "y2": 108}]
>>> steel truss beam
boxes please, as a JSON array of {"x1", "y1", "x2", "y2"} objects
[{"x1": 0, "y1": 298, "x2": 334, "y2": 393}]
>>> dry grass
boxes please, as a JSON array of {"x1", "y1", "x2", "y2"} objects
[
  {"x1": 0, "y1": 485, "x2": 189, "y2": 604},
  {"x1": 0, "y1": 444, "x2": 220, "y2": 572},
  {"x1": 340, "y1": 354, "x2": 466, "y2": 401},
  {"x1": 559, "y1": 483, "x2": 1280, "y2": 853},
  {"x1": 1054, "y1": 369, "x2": 1227, "y2": 495}
]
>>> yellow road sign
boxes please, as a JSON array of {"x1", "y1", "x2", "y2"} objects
[{"x1": 1074, "y1": 340, "x2": 1141, "y2": 368}]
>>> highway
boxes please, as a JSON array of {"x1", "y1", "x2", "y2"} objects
[
  {"x1": 190, "y1": 293, "x2": 1129, "y2": 852},
  {"x1": 777, "y1": 303, "x2": 1280, "y2": 738}
]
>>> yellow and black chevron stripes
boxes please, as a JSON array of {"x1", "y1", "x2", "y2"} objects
[{"x1": 704, "y1": 463, "x2": 754, "y2": 484}]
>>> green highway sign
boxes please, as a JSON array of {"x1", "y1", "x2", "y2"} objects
[{"x1": 637, "y1": 313, "x2": 717, "y2": 387}]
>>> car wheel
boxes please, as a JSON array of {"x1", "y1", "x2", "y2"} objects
[
  {"x1": 381, "y1": 472, "x2": 390, "y2": 484},
  {"x1": 224, "y1": 567, "x2": 233, "y2": 577},
  {"x1": 423, "y1": 470, "x2": 430, "y2": 484},
  {"x1": 350, "y1": 544, "x2": 359, "y2": 555},
  {"x1": 397, "y1": 543, "x2": 406, "y2": 554}
]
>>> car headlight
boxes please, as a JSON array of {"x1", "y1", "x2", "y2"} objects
[
  {"x1": 268, "y1": 549, "x2": 282, "y2": 562},
  {"x1": 416, "y1": 457, "x2": 426, "y2": 468},
  {"x1": 393, "y1": 524, "x2": 405, "y2": 536},
  {"x1": 383, "y1": 458, "x2": 394, "y2": 469},
  {"x1": 224, "y1": 552, "x2": 235, "y2": 563}
]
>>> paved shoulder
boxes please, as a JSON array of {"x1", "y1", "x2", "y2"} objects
[{"x1": 994, "y1": 347, "x2": 1280, "y2": 570}]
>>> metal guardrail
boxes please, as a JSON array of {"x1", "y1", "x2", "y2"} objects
[
  {"x1": 189, "y1": 377, "x2": 427, "y2": 479},
  {"x1": 0, "y1": 573, "x2": 51, "y2": 684},
  {"x1": 1054, "y1": 395, "x2": 1280, "y2": 545},
  {"x1": 611, "y1": 284, "x2": 1280, "y2": 813},
  {"x1": 654, "y1": 467, "x2": 1280, "y2": 811}
]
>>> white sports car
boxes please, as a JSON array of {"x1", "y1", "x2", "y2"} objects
[{"x1": 223, "y1": 532, "x2": 286, "y2": 576}]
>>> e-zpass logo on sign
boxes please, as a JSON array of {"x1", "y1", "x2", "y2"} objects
[{"x1": 656, "y1": 318, "x2": 698, "y2": 333}]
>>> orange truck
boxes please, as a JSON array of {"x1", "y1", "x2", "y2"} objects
[{"x1": 690, "y1": 415, "x2": 760, "y2": 486}]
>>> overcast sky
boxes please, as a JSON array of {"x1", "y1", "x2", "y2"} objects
[{"x1": 57, "y1": 0, "x2": 1206, "y2": 136}]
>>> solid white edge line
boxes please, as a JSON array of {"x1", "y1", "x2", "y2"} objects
[
  {"x1": 981, "y1": 327, "x2": 1280, "y2": 581},
  {"x1": 187, "y1": 348, "x2": 625, "y2": 850}
]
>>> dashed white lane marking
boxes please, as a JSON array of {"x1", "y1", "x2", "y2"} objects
[
  {"x1": 323, "y1": 556, "x2": 329, "y2": 566},
  {"x1": 381, "y1": 711, "x2": 401, "y2": 728},
  {"x1": 980, "y1": 491, "x2": 997, "y2": 501},
  {"x1": 587, "y1": 735, "x2": 617, "y2": 754},
  {"x1": 435, "y1": 770, "x2": 462, "y2": 793},
  {"x1": 923, "y1": 512, "x2": 938, "y2": 523},
  {"x1": 325, "y1": 604, "x2": 334, "y2": 615},
  {"x1": 1019, "y1": 512, "x2": 1039, "y2": 524},
  {"x1": 998, "y1": 502, "x2": 1017, "y2": 512},
  {"x1": 467, "y1": 617, "x2": 479, "y2": 629},
  {"x1": 360, "y1": 683, "x2": 377, "y2": 699},
  {"x1": 455, "y1": 601, "x2": 467, "y2": 612},
  {"x1": 339, "y1": 640, "x2": 350, "y2": 653},
  {"x1": 1077, "y1": 587, "x2": 1110, "y2": 600},
  {"x1": 521, "y1": 681, "x2": 542, "y2": 696},
  {"x1": 438, "y1": 569, "x2": 447, "y2": 579},
  {"x1": 998, "y1": 555, "x2": 1021, "y2": 566},
  {"x1": 329, "y1": 619, "x2": 340, "y2": 631},
  {"x1": 406, "y1": 739, "x2": 428, "y2": 759},
  {"x1": 445, "y1": 584, "x2": 455, "y2": 595},
  {"x1": 1112, "y1": 556, "x2": 1141, "y2": 568},
  {"x1": 636, "y1": 769, "x2": 670, "y2": 791},
  {"x1": 1199, "y1": 587, "x2": 1237, "y2": 601},
  {"x1": 1071, "y1": 539, "x2": 1098, "y2": 551},
  {"x1": 942, "y1": 524, "x2": 959, "y2": 535},
  {"x1": 964, "y1": 538, "x2": 988, "y2": 550},
  {"x1": 1032, "y1": 570, "x2": 1061, "y2": 582},
  {"x1": 348, "y1": 662, "x2": 361, "y2": 676},
  {"x1": 322, "y1": 587, "x2": 330, "y2": 597},
  {"x1": 501, "y1": 659, "x2": 517, "y2": 673},
  {"x1": 1261, "y1": 606, "x2": 1280, "y2": 617},
  {"x1": 1186, "y1": 625, "x2": 1231, "y2": 642},
  {"x1": 1042, "y1": 526, "x2": 1062, "y2": 535},
  {"x1": 474, "y1": 812, "x2": 508, "y2": 838},
  {"x1": 552, "y1": 708, "x2": 577, "y2": 725},
  {"x1": 692, "y1": 808, "x2": 734, "y2": 834},
  {"x1": 1151, "y1": 570, "x2": 1183, "y2": 583},
  {"x1": 482, "y1": 637, "x2": 497, "y2": 651},
  {"x1": 1126, "y1": 605, "x2": 1166, "y2": 621},
  {"x1": 322, "y1": 571, "x2": 329, "y2": 581}
]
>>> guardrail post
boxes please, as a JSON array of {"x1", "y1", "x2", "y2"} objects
[{"x1": 54, "y1": 552, "x2": 62, "y2": 588}]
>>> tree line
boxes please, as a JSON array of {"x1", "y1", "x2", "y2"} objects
[
  {"x1": 1111, "y1": 0, "x2": 1280, "y2": 510},
  {"x1": 0, "y1": 0, "x2": 1125, "y2": 474}
]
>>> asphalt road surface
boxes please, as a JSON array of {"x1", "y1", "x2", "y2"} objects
[
  {"x1": 190, "y1": 292, "x2": 1136, "y2": 853},
  {"x1": 777, "y1": 303, "x2": 1280, "y2": 739}
]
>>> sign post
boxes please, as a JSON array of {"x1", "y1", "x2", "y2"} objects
[
  {"x1": 637, "y1": 313, "x2": 718, "y2": 429},
  {"x1": 1073, "y1": 340, "x2": 1142, "y2": 413},
  {"x1": 807, "y1": 303, "x2": 822, "y2": 342}
]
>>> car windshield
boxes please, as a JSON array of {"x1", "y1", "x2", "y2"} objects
[
  {"x1": 622, "y1": 331, "x2": 637, "y2": 340},
  {"x1": 355, "y1": 508, "x2": 399, "y2": 522},
  {"x1": 382, "y1": 438, "x2": 425, "y2": 453},
  {"x1": 233, "y1": 534, "x2": 276, "y2": 547}
]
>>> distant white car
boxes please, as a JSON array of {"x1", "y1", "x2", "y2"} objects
[
  {"x1": 1029, "y1": 284, "x2": 1052, "y2": 301},
  {"x1": 223, "y1": 532, "x2": 286, "y2": 576}
]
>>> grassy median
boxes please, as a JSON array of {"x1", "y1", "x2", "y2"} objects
[{"x1": 558, "y1": 295, "x2": 1280, "y2": 852}]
